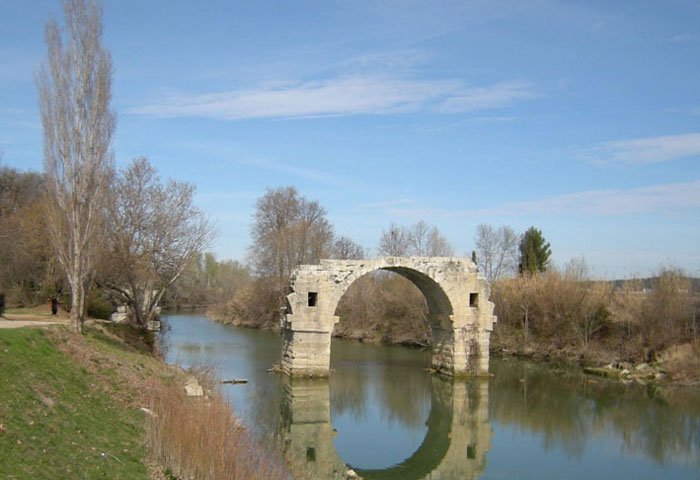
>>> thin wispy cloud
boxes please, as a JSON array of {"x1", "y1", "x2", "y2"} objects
[
  {"x1": 237, "y1": 157, "x2": 349, "y2": 186},
  {"x1": 129, "y1": 75, "x2": 537, "y2": 120},
  {"x1": 335, "y1": 50, "x2": 429, "y2": 73},
  {"x1": 487, "y1": 180, "x2": 700, "y2": 216},
  {"x1": 356, "y1": 198, "x2": 415, "y2": 209},
  {"x1": 437, "y1": 81, "x2": 538, "y2": 113},
  {"x1": 586, "y1": 133, "x2": 700, "y2": 164},
  {"x1": 667, "y1": 33, "x2": 699, "y2": 43},
  {"x1": 196, "y1": 190, "x2": 259, "y2": 202},
  {"x1": 385, "y1": 180, "x2": 700, "y2": 218}
]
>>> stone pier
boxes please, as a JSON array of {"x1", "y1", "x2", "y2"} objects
[{"x1": 281, "y1": 257, "x2": 497, "y2": 377}]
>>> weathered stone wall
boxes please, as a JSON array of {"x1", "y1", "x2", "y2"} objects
[{"x1": 282, "y1": 256, "x2": 496, "y2": 377}]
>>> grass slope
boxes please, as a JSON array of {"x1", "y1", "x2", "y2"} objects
[{"x1": 0, "y1": 326, "x2": 162, "y2": 479}]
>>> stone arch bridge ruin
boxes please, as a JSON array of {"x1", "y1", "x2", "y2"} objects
[{"x1": 281, "y1": 257, "x2": 497, "y2": 376}]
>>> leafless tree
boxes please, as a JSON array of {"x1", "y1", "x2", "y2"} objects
[
  {"x1": 37, "y1": 0, "x2": 115, "y2": 333},
  {"x1": 377, "y1": 222, "x2": 411, "y2": 256},
  {"x1": 474, "y1": 223, "x2": 519, "y2": 282},
  {"x1": 379, "y1": 221, "x2": 453, "y2": 257},
  {"x1": 408, "y1": 220, "x2": 454, "y2": 256},
  {"x1": 249, "y1": 186, "x2": 334, "y2": 282},
  {"x1": 407, "y1": 220, "x2": 431, "y2": 256},
  {"x1": 0, "y1": 166, "x2": 60, "y2": 305},
  {"x1": 98, "y1": 158, "x2": 214, "y2": 328},
  {"x1": 332, "y1": 236, "x2": 365, "y2": 260},
  {"x1": 426, "y1": 228, "x2": 454, "y2": 256}
]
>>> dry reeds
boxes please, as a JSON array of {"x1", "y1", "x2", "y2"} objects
[
  {"x1": 492, "y1": 264, "x2": 699, "y2": 362},
  {"x1": 146, "y1": 378, "x2": 288, "y2": 480}
]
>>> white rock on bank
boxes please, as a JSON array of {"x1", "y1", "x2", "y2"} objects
[{"x1": 185, "y1": 376, "x2": 204, "y2": 397}]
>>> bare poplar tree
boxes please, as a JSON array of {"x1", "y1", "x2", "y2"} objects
[
  {"x1": 98, "y1": 158, "x2": 214, "y2": 328},
  {"x1": 408, "y1": 220, "x2": 431, "y2": 255},
  {"x1": 474, "y1": 223, "x2": 519, "y2": 282},
  {"x1": 408, "y1": 220, "x2": 454, "y2": 256},
  {"x1": 377, "y1": 222, "x2": 410, "y2": 256},
  {"x1": 425, "y1": 227, "x2": 454, "y2": 256},
  {"x1": 38, "y1": 0, "x2": 115, "y2": 333},
  {"x1": 380, "y1": 221, "x2": 453, "y2": 257}
]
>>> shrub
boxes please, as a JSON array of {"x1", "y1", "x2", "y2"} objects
[
  {"x1": 146, "y1": 378, "x2": 288, "y2": 480},
  {"x1": 87, "y1": 289, "x2": 113, "y2": 320},
  {"x1": 639, "y1": 268, "x2": 696, "y2": 351},
  {"x1": 492, "y1": 260, "x2": 612, "y2": 350}
]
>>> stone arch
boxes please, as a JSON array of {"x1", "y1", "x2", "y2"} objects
[
  {"x1": 331, "y1": 265, "x2": 454, "y2": 319},
  {"x1": 281, "y1": 257, "x2": 496, "y2": 377}
]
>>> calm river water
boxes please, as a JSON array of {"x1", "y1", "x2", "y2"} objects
[{"x1": 161, "y1": 313, "x2": 700, "y2": 479}]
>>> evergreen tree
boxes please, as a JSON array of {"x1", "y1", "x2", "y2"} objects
[{"x1": 518, "y1": 227, "x2": 551, "y2": 274}]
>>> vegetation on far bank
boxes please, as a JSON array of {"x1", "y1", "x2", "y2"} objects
[{"x1": 491, "y1": 265, "x2": 700, "y2": 385}]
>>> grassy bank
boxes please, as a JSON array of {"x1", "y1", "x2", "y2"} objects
[
  {"x1": 0, "y1": 322, "x2": 288, "y2": 479},
  {"x1": 0, "y1": 326, "x2": 157, "y2": 479}
]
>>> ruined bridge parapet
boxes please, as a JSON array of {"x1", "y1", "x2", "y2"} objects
[{"x1": 282, "y1": 257, "x2": 497, "y2": 377}]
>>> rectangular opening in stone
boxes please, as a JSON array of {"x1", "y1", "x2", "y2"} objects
[
  {"x1": 306, "y1": 446, "x2": 316, "y2": 462},
  {"x1": 469, "y1": 292, "x2": 479, "y2": 307},
  {"x1": 467, "y1": 443, "x2": 476, "y2": 459},
  {"x1": 308, "y1": 292, "x2": 318, "y2": 307}
]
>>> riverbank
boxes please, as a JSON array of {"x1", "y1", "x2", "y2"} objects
[
  {"x1": 491, "y1": 335, "x2": 700, "y2": 387},
  {"x1": 0, "y1": 323, "x2": 164, "y2": 478},
  {"x1": 0, "y1": 319, "x2": 287, "y2": 479}
]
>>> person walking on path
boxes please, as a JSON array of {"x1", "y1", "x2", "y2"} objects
[{"x1": 51, "y1": 297, "x2": 59, "y2": 316}]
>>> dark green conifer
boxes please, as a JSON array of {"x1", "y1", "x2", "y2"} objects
[{"x1": 518, "y1": 227, "x2": 551, "y2": 274}]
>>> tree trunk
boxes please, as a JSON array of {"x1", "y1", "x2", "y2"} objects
[{"x1": 69, "y1": 278, "x2": 83, "y2": 334}]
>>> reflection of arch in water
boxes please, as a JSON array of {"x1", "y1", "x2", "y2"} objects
[
  {"x1": 279, "y1": 376, "x2": 492, "y2": 480},
  {"x1": 282, "y1": 257, "x2": 496, "y2": 377}
]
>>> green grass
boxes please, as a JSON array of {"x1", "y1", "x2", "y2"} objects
[{"x1": 0, "y1": 328, "x2": 149, "y2": 479}]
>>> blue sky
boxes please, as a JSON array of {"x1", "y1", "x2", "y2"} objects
[{"x1": 1, "y1": 0, "x2": 699, "y2": 278}]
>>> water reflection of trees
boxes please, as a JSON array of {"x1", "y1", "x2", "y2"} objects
[
  {"x1": 490, "y1": 359, "x2": 700, "y2": 465},
  {"x1": 376, "y1": 364, "x2": 431, "y2": 428},
  {"x1": 330, "y1": 368, "x2": 369, "y2": 420},
  {"x1": 330, "y1": 340, "x2": 431, "y2": 427}
]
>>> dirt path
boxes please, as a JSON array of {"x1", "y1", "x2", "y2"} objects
[
  {"x1": 0, "y1": 319, "x2": 68, "y2": 328},
  {"x1": 0, "y1": 312, "x2": 69, "y2": 329}
]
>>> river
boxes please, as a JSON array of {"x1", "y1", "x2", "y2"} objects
[{"x1": 160, "y1": 313, "x2": 700, "y2": 479}]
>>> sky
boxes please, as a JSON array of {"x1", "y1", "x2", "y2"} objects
[{"x1": 1, "y1": 0, "x2": 699, "y2": 278}]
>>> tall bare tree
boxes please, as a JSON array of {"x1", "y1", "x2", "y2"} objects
[
  {"x1": 377, "y1": 222, "x2": 411, "y2": 256},
  {"x1": 249, "y1": 186, "x2": 333, "y2": 283},
  {"x1": 0, "y1": 166, "x2": 60, "y2": 305},
  {"x1": 407, "y1": 220, "x2": 431, "y2": 256},
  {"x1": 408, "y1": 220, "x2": 454, "y2": 256},
  {"x1": 379, "y1": 221, "x2": 453, "y2": 257},
  {"x1": 332, "y1": 236, "x2": 365, "y2": 260},
  {"x1": 37, "y1": 0, "x2": 115, "y2": 333},
  {"x1": 98, "y1": 158, "x2": 214, "y2": 328},
  {"x1": 474, "y1": 223, "x2": 519, "y2": 282}
]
